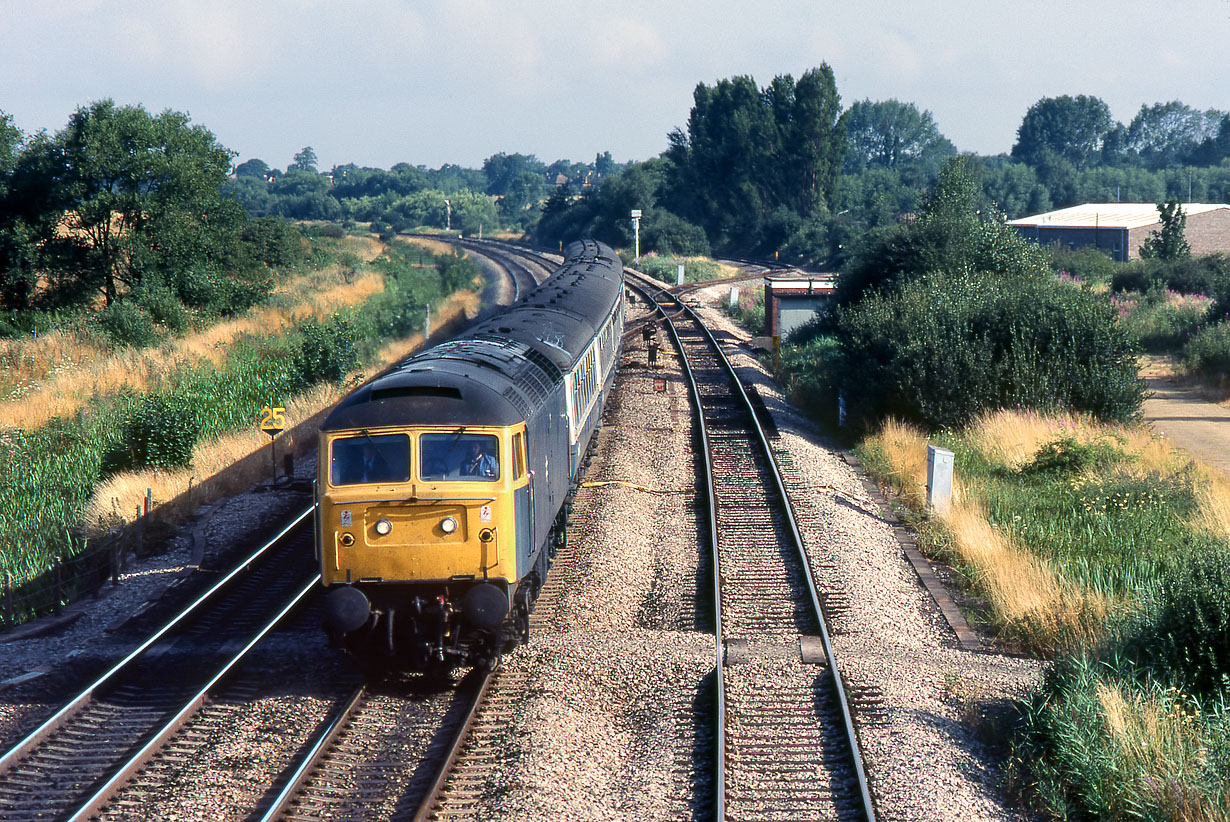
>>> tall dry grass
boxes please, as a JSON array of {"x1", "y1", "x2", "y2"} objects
[
  {"x1": 965, "y1": 408, "x2": 1180, "y2": 476},
  {"x1": 0, "y1": 327, "x2": 107, "y2": 396},
  {"x1": 943, "y1": 502, "x2": 1107, "y2": 651},
  {"x1": 865, "y1": 418, "x2": 932, "y2": 509},
  {"x1": 0, "y1": 270, "x2": 385, "y2": 431},
  {"x1": 1096, "y1": 682, "x2": 1230, "y2": 820}
]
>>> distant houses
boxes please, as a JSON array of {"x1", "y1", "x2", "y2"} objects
[{"x1": 1008, "y1": 203, "x2": 1230, "y2": 261}]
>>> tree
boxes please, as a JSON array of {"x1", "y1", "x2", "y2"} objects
[
  {"x1": 594, "y1": 151, "x2": 616, "y2": 177},
  {"x1": 32, "y1": 101, "x2": 238, "y2": 306},
  {"x1": 1190, "y1": 115, "x2": 1230, "y2": 166},
  {"x1": 665, "y1": 66, "x2": 844, "y2": 252},
  {"x1": 0, "y1": 110, "x2": 38, "y2": 310},
  {"x1": 1126, "y1": 101, "x2": 1225, "y2": 170},
  {"x1": 288, "y1": 146, "x2": 318, "y2": 174},
  {"x1": 1011, "y1": 95, "x2": 1114, "y2": 169},
  {"x1": 481, "y1": 153, "x2": 546, "y2": 197},
  {"x1": 838, "y1": 157, "x2": 1048, "y2": 306},
  {"x1": 234, "y1": 158, "x2": 271, "y2": 179},
  {"x1": 840, "y1": 99, "x2": 956, "y2": 173},
  {"x1": 1140, "y1": 198, "x2": 1190, "y2": 260}
]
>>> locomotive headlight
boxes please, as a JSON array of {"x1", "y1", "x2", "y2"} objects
[
  {"x1": 440, "y1": 516, "x2": 458, "y2": 534},
  {"x1": 374, "y1": 518, "x2": 392, "y2": 536}
]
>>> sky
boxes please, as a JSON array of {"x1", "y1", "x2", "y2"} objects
[{"x1": 2, "y1": 0, "x2": 1229, "y2": 173}]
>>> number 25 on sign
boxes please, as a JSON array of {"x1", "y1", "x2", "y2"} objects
[
  {"x1": 260, "y1": 406, "x2": 285, "y2": 484},
  {"x1": 260, "y1": 406, "x2": 285, "y2": 437}
]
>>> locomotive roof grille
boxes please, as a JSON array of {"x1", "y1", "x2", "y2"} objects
[{"x1": 501, "y1": 386, "x2": 532, "y2": 419}]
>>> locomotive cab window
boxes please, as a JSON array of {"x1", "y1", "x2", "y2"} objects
[
  {"x1": 331, "y1": 433, "x2": 410, "y2": 485},
  {"x1": 421, "y1": 433, "x2": 500, "y2": 481},
  {"x1": 512, "y1": 432, "x2": 526, "y2": 479}
]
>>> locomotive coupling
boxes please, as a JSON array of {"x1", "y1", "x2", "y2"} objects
[{"x1": 324, "y1": 585, "x2": 371, "y2": 633}]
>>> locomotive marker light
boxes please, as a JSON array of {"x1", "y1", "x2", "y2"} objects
[
  {"x1": 259, "y1": 406, "x2": 285, "y2": 484},
  {"x1": 374, "y1": 518, "x2": 393, "y2": 536},
  {"x1": 440, "y1": 516, "x2": 458, "y2": 535}
]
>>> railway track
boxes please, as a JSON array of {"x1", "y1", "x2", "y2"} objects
[
  {"x1": 0, "y1": 509, "x2": 320, "y2": 822},
  {"x1": 628, "y1": 271, "x2": 876, "y2": 821}
]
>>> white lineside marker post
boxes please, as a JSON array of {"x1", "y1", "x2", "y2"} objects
[
  {"x1": 676, "y1": 264, "x2": 685, "y2": 286},
  {"x1": 927, "y1": 445, "x2": 954, "y2": 516},
  {"x1": 729, "y1": 287, "x2": 739, "y2": 309}
]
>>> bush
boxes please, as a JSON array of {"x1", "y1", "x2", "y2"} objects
[
  {"x1": 435, "y1": 250, "x2": 479, "y2": 293},
  {"x1": 778, "y1": 335, "x2": 845, "y2": 424},
  {"x1": 1182, "y1": 321, "x2": 1230, "y2": 378},
  {"x1": 1049, "y1": 244, "x2": 1119, "y2": 285},
  {"x1": 97, "y1": 300, "x2": 160, "y2": 347},
  {"x1": 177, "y1": 267, "x2": 273, "y2": 317},
  {"x1": 1116, "y1": 287, "x2": 1212, "y2": 353},
  {"x1": 118, "y1": 393, "x2": 201, "y2": 470},
  {"x1": 135, "y1": 284, "x2": 189, "y2": 335},
  {"x1": 1113, "y1": 253, "x2": 1230, "y2": 297},
  {"x1": 239, "y1": 217, "x2": 307, "y2": 269},
  {"x1": 1125, "y1": 546, "x2": 1230, "y2": 698},
  {"x1": 832, "y1": 270, "x2": 1144, "y2": 430},
  {"x1": 294, "y1": 315, "x2": 358, "y2": 388},
  {"x1": 1020, "y1": 436, "x2": 1124, "y2": 475}
]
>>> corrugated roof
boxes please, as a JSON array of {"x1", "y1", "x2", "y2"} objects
[{"x1": 1008, "y1": 203, "x2": 1230, "y2": 230}]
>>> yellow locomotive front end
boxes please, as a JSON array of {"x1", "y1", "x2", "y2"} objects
[{"x1": 317, "y1": 424, "x2": 531, "y2": 670}]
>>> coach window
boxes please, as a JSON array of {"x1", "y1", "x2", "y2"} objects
[
  {"x1": 420, "y1": 433, "x2": 500, "y2": 481},
  {"x1": 331, "y1": 433, "x2": 410, "y2": 486}
]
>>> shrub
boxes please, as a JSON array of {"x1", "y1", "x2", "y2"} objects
[
  {"x1": 294, "y1": 315, "x2": 358, "y2": 388},
  {"x1": 778, "y1": 335, "x2": 844, "y2": 424},
  {"x1": 1116, "y1": 287, "x2": 1212, "y2": 352},
  {"x1": 97, "y1": 300, "x2": 160, "y2": 347},
  {"x1": 724, "y1": 288, "x2": 766, "y2": 336},
  {"x1": 636, "y1": 255, "x2": 725, "y2": 285},
  {"x1": 435, "y1": 249, "x2": 479, "y2": 293},
  {"x1": 1049, "y1": 244, "x2": 1119, "y2": 285},
  {"x1": 1182, "y1": 321, "x2": 1230, "y2": 378},
  {"x1": 1114, "y1": 253, "x2": 1230, "y2": 297},
  {"x1": 135, "y1": 284, "x2": 190, "y2": 335},
  {"x1": 1020, "y1": 436, "x2": 1124, "y2": 475},
  {"x1": 119, "y1": 393, "x2": 201, "y2": 470},
  {"x1": 832, "y1": 270, "x2": 1144, "y2": 430},
  {"x1": 1124, "y1": 546, "x2": 1230, "y2": 698},
  {"x1": 239, "y1": 216, "x2": 307, "y2": 268}
]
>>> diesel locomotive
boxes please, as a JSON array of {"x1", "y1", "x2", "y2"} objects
[{"x1": 315, "y1": 240, "x2": 624, "y2": 670}]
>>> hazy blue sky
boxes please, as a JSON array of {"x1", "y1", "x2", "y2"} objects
[{"x1": 2, "y1": 0, "x2": 1228, "y2": 172}]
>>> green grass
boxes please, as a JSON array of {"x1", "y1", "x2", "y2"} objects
[
  {"x1": 1113, "y1": 288, "x2": 1212, "y2": 353},
  {"x1": 634, "y1": 255, "x2": 726, "y2": 285}
]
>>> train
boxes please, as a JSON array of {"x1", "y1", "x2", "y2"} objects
[{"x1": 314, "y1": 239, "x2": 625, "y2": 671}]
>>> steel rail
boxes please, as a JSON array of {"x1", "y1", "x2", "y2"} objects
[
  {"x1": 0, "y1": 504, "x2": 315, "y2": 776},
  {"x1": 410, "y1": 669, "x2": 495, "y2": 822},
  {"x1": 628, "y1": 270, "x2": 876, "y2": 821},
  {"x1": 256, "y1": 685, "x2": 369, "y2": 821},
  {"x1": 65, "y1": 573, "x2": 321, "y2": 822}
]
